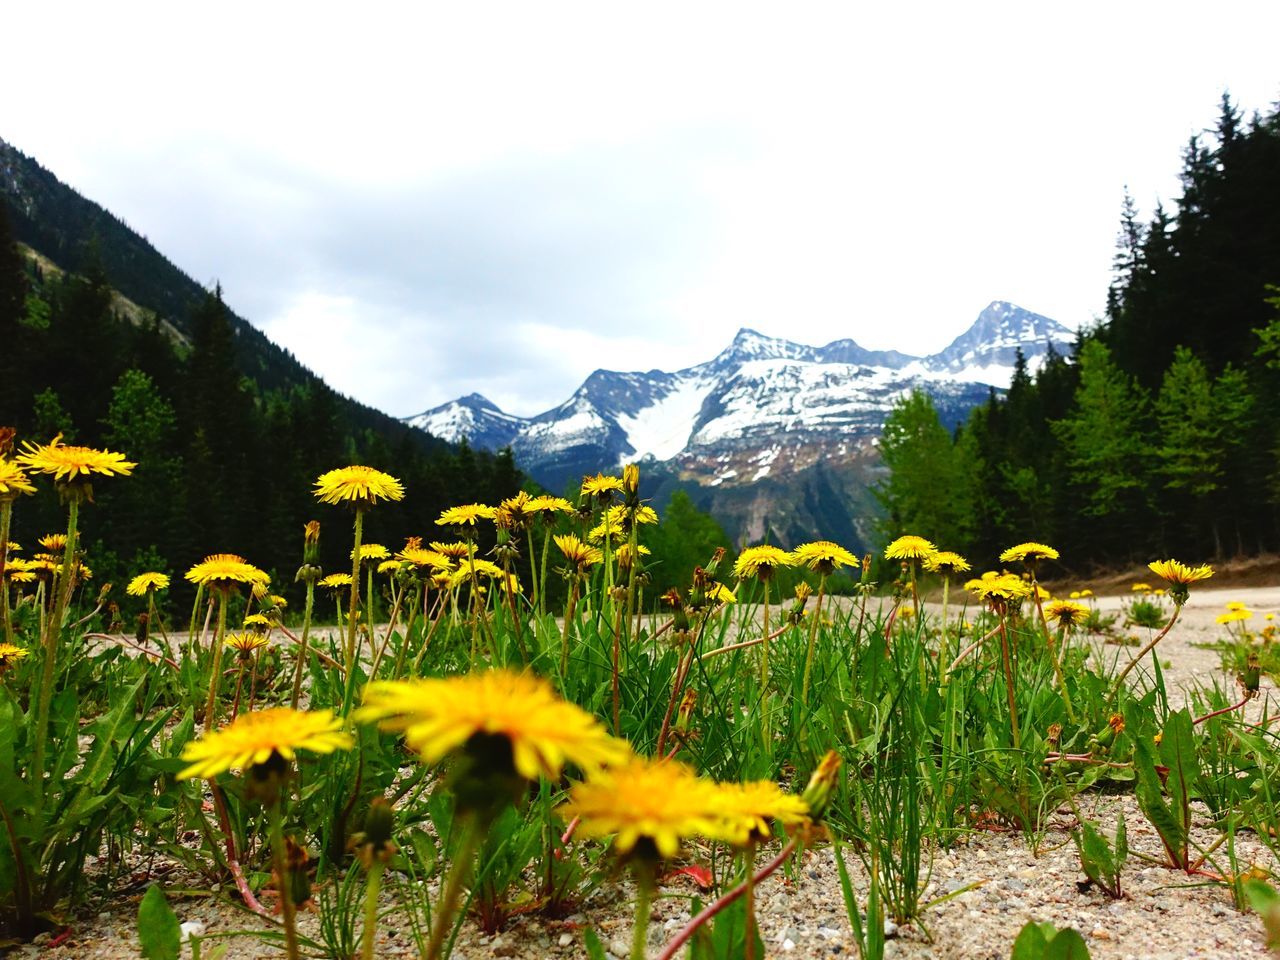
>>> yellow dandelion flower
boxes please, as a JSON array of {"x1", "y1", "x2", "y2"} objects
[
  {"x1": 884, "y1": 535, "x2": 937, "y2": 562},
  {"x1": 319, "y1": 573, "x2": 353, "y2": 589},
  {"x1": 1044, "y1": 599, "x2": 1091, "y2": 627},
  {"x1": 555, "y1": 534, "x2": 602, "y2": 569},
  {"x1": 0, "y1": 643, "x2": 31, "y2": 667},
  {"x1": 496, "y1": 491, "x2": 538, "y2": 530},
  {"x1": 563, "y1": 756, "x2": 722, "y2": 859},
  {"x1": 792, "y1": 540, "x2": 858, "y2": 575},
  {"x1": 1226, "y1": 601, "x2": 1248, "y2": 612},
  {"x1": 734, "y1": 545, "x2": 794, "y2": 580},
  {"x1": 606, "y1": 504, "x2": 659, "y2": 527},
  {"x1": 7, "y1": 571, "x2": 35, "y2": 585},
  {"x1": 352, "y1": 543, "x2": 390, "y2": 562},
  {"x1": 581, "y1": 474, "x2": 625, "y2": 499},
  {"x1": 1147, "y1": 559, "x2": 1214, "y2": 586},
  {"x1": 314, "y1": 465, "x2": 404, "y2": 506},
  {"x1": 588, "y1": 516, "x2": 623, "y2": 543},
  {"x1": 377, "y1": 559, "x2": 403, "y2": 575},
  {"x1": 1081, "y1": 589, "x2": 1094, "y2": 598},
  {"x1": 38, "y1": 534, "x2": 68, "y2": 551},
  {"x1": 1069, "y1": 591, "x2": 1081, "y2": 599},
  {"x1": 923, "y1": 551, "x2": 971, "y2": 575},
  {"x1": 457, "y1": 558, "x2": 505, "y2": 580},
  {"x1": 242, "y1": 613, "x2": 273, "y2": 629},
  {"x1": 708, "y1": 582, "x2": 737, "y2": 604},
  {"x1": 185, "y1": 554, "x2": 270, "y2": 591},
  {"x1": 16, "y1": 435, "x2": 135, "y2": 482},
  {"x1": 356, "y1": 670, "x2": 630, "y2": 781},
  {"x1": 268, "y1": 594, "x2": 288, "y2": 609},
  {"x1": 0, "y1": 460, "x2": 36, "y2": 499},
  {"x1": 711, "y1": 780, "x2": 812, "y2": 847},
  {"x1": 968, "y1": 572, "x2": 1031, "y2": 604},
  {"x1": 178, "y1": 707, "x2": 352, "y2": 780},
  {"x1": 1132, "y1": 583, "x2": 1152, "y2": 593},
  {"x1": 397, "y1": 546, "x2": 455, "y2": 571},
  {"x1": 528, "y1": 495, "x2": 575, "y2": 515},
  {"x1": 999, "y1": 542, "x2": 1060, "y2": 564},
  {"x1": 126, "y1": 572, "x2": 170, "y2": 596},
  {"x1": 616, "y1": 543, "x2": 651, "y2": 567},
  {"x1": 436, "y1": 504, "x2": 497, "y2": 527},
  {"x1": 226, "y1": 632, "x2": 270, "y2": 655},
  {"x1": 1217, "y1": 609, "x2": 1253, "y2": 624},
  {"x1": 429, "y1": 541, "x2": 471, "y2": 561}
]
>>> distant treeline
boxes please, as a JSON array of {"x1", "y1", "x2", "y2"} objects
[{"x1": 877, "y1": 93, "x2": 1280, "y2": 567}]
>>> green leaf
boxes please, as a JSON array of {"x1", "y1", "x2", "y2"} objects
[
  {"x1": 582, "y1": 928, "x2": 608, "y2": 960},
  {"x1": 137, "y1": 884, "x2": 181, "y2": 960},
  {"x1": 1245, "y1": 880, "x2": 1280, "y2": 951},
  {"x1": 1010, "y1": 921, "x2": 1050, "y2": 958},
  {"x1": 1044, "y1": 928, "x2": 1092, "y2": 960}
]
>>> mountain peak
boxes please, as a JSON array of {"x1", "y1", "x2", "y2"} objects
[
  {"x1": 713, "y1": 328, "x2": 816, "y2": 366},
  {"x1": 927, "y1": 301, "x2": 1073, "y2": 373}
]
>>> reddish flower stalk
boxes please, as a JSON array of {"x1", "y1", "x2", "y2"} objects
[{"x1": 654, "y1": 837, "x2": 799, "y2": 960}]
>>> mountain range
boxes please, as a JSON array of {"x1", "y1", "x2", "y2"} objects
[{"x1": 407, "y1": 302, "x2": 1076, "y2": 549}]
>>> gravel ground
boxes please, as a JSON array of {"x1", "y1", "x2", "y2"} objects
[{"x1": 19, "y1": 585, "x2": 1280, "y2": 959}]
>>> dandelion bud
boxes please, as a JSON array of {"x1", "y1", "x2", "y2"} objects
[
  {"x1": 282, "y1": 835, "x2": 313, "y2": 907},
  {"x1": 353, "y1": 797, "x2": 398, "y2": 869},
  {"x1": 1243, "y1": 653, "x2": 1261, "y2": 695},
  {"x1": 1092, "y1": 713, "x2": 1125, "y2": 752},
  {"x1": 676, "y1": 687, "x2": 697, "y2": 731},
  {"x1": 801, "y1": 750, "x2": 843, "y2": 822},
  {"x1": 623, "y1": 461, "x2": 640, "y2": 495},
  {"x1": 1046, "y1": 723, "x2": 1062, "y2": 748},
  {"x1": 303, "y1": 521, "x2": 321, "y2": 565},
  {"x1": 704, "y1": 547, "x2": 726, "y2": 577}
]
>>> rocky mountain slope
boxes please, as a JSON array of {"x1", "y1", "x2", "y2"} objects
[{"x1": 407, "y1": 302, "x2": 1075, "y2": 549}]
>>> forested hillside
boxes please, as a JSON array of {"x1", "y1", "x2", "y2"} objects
[
  {"x1": 877, "y1": 93, "x2": 1280, "y2": 567},
  {"x1": 0, "y1": 198, "x2": 525, "y2": 595}
]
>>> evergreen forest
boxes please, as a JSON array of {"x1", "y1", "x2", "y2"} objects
[{"x1": 877, "y1": 93, "x2": 1280, "y2": 568}]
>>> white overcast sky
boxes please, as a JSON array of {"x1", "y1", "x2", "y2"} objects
[{"x1": 4, "y1": 2, "x2": 1279, "y2": 417}]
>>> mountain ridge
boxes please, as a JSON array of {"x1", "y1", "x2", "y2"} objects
[{"x1": 407, "y1": 301, "x2": 1075, "y2": 546}]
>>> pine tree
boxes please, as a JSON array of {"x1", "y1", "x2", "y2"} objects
[
  {"x1": 875, "y1": 390, "x2": 974, "y2": 549},
  {"x1": 1051, "y1": 340, "x2": 1152, "y2": 555}
]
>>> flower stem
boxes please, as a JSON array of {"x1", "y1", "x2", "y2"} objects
[
  {"x1": 426, "y1": 814, "x2": 481, "y2": 960},
  {"x1": 229, "y1": 659, "x2": 247, "y2": 721},
  {"x1": 290, "y1": 580, "x2": 316, "y2": 709},
  {"x1": 361, "y1": 859, "x2": 384, "y2": 960},
  {"x1": 998, "y1": 615, "x2": 1020, "y2": 751},
  {"x1": 346, "y1": 509, "x2": 365, "y2": 677},
  {"x1": 560, "y1": 581, "x2": 580, "y2": 677},
  {"x1": 32, "y1": 496, "x2": 79, "y2": 810},
  {"x1": 800, "y1": 574, "x2": 827, "y2": 708},
  {"x1": 202, "y1": 593, "x2": 229, "y2": 733},
  {"x1": 631, "y1": 861, "x2": 655, "y2": 960},
  {"x1": 267, "y1": 798, "x2": 300, "y2": 960},
  {"x1": 656, "y1": 837, "x2": 799, "y2": 960},
  {"x1": 0, "y1": 500, "x2": 13, "y2": 645},
  {"x1": 1109, "y1": 602, "x2": 1183, "y2": 702}
]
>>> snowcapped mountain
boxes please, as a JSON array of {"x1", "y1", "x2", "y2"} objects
[{"x1": 406, "y1": 301, "x2": 1074, "y2": 546}]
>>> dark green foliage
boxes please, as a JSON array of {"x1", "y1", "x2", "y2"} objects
[{"x1": 874, "y1": 390, "x2": 974, "y2": 549}]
